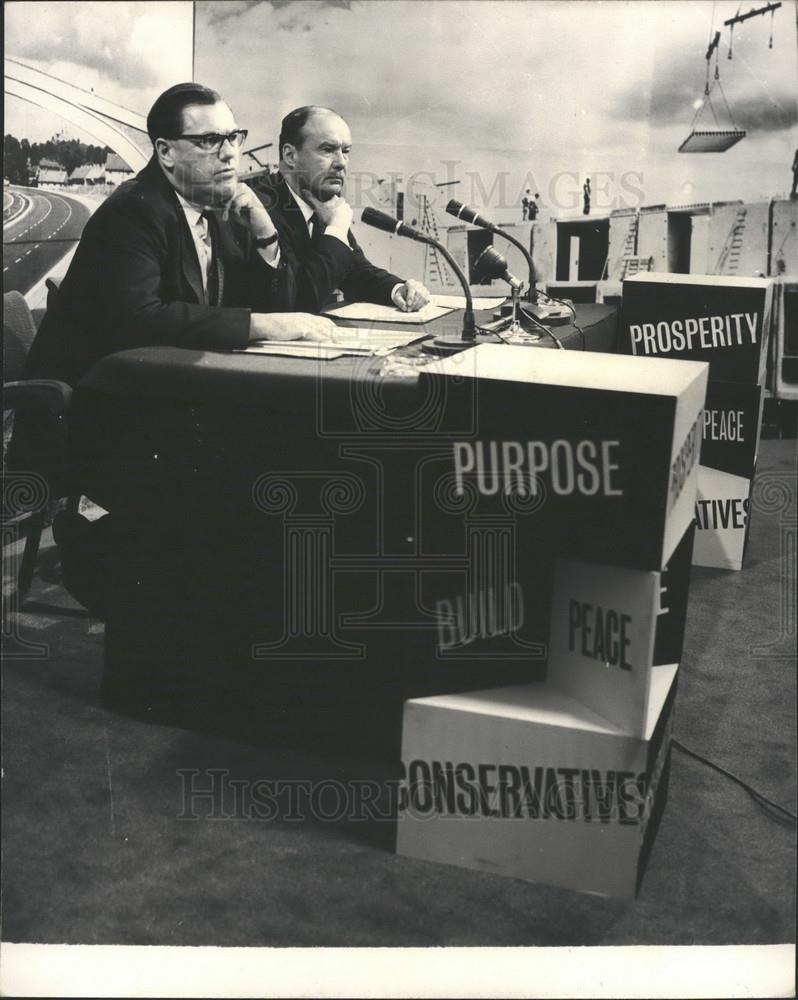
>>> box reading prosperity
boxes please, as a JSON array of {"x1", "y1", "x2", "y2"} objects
[{"x1": 621, "y1": 273, "x2": 772, "y2": 569}]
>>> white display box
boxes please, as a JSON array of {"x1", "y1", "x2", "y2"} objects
[
  {"x1": 545, "y1": 521, "x2": 693, "y2": 738},
  {"x1": 693, "y1": 381, "x2": 764, "y2": 570},
  {"x1": 694, "y1": 465, "x2": 755, "y2": 570},
  {"x1": 548, "y1": 561, "x2": 675, "y2": 738},
  {"x1": 396, "y1": 664, "x2": 677, "y2": 899}
]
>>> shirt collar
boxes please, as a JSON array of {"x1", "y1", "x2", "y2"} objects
[
  {"x1": 284, "y1": 179, "x2": 315, "y2": 225},
  {"x1": 175, "y1": 191, "x2": 207, "y2": 227}
]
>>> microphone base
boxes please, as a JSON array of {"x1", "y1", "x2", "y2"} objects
[
  {"x1": 521, "y1": 300, "x2": 573, "y2": 326},
  {"x1": 422, "y1": 337, "x2": 475, "y2": 356},
  {"x1": 500, "y1": 329, "x2": 544, "y2": 345},
  {"x1": 480, "y1": 315, "x2": 543, "y2": 342}
]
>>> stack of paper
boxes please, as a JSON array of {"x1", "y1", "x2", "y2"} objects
[
  {"x1": 240, "y1": 325, "x2": 429, "y2": 358},
  {"x1": 237, "y1": 342, "x2": 349, "y2": 359},
  {"x1": 431, "y1": 292, "x2": 506, "y2": 311},
  {"x1": 323, "y1": 301, "x2": 455, "y2": 324}
]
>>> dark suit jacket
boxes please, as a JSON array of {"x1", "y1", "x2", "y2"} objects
[
  {"x1": 251, "y1": 171, "x2": 401, "y2": 312},
  {"x1": 25, "y1": 157, "x2": 294, "y2": 387}
]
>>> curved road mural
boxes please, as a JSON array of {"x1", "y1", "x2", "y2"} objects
[{"x1": 3, "y1": 186, "x2": 92, "y2": 295}]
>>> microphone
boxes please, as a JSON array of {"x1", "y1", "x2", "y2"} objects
[
  {"x1": 360, "y1": 207, "x2": 429, "y2": 243},
  {"x1": 474, "y1": 246, "x2": 523, "y2": 291},
  {"x1": 446, "y1": 200, "x2": 495, "y2": 230},
  {"x1": 361, "y1": 207, "x2": 476, "y2": 351},
  {"x1": 446, "y1": 199, "x2": 537, "y2": 300},
  {"x1": 474, "y1": 245, "x2": 538, "y2": 342}
]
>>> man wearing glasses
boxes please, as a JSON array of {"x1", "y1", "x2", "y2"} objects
[
  {"x1": 20, "y1": 83, "x2": 340, "y2": 623},
  {"x1": 25, "y1": 82, "x2": 336, "y2": 387}
]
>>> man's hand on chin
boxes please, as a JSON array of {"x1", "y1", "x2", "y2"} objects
[
  {"x1": 392, "y1": 279, "x2": 431, "y2": 312},
  {"x1": 249, "y1": 313, "x2": 340, "y2": 343},
  {"x1": 223, "y1": 182, "x2": 277, "y2": 240},
  {"x1": 303, "y1": 192, "x2": 354, "y2": 234}
]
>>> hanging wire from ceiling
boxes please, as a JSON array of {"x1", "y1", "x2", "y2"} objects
[
  {"x1": 678, "y1": 1, "x2": 782, "y2": 152},
  {"x1": 679, "y1": 9, "x2": 746, "y2": 152},
  {"x1": 725, "y1": 1, "x2": 782, "y2": 59}
]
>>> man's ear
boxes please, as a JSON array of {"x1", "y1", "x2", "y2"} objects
[
  {"x1": 282, "y1": 143, "x2": 296, "y2": 170},
  {"x1": 154, "y1": 138, "x2": 175, "y2": 171}
]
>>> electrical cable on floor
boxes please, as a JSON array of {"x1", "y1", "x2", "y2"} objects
[{"x1": 673, "y1": 738, "x2": 797, "y2": 826}]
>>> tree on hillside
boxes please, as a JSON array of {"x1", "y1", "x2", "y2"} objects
[
  {"x1": 4, "y1": 134, "x2": 112, "y2": 182},
  {"x1": 3, "y1": 135, "x2": 31, "y2": 184}
]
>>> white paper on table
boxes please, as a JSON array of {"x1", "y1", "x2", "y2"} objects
[
  {"x1": 323, "y1": 301, "x2": 455, "y2": 324},
  {"x1": 328, "y1": 327, "x2": 429, "y2": 351},
  {"x1": 431, "y1": 293, "x2": 506, "y2": 310},
  {"x1": 236, "y1": 342, "x2": 349, "y2": 359},
  {"x1": 238, "y1": 326, "x2": 427, "y2": 357}
]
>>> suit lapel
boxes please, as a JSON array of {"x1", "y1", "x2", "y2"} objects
[
  {"x1": 176, "y1": 204, "x2": 206, "y2": 305},
  {"x1": 139, "y1": 158, "x2": 207, "y2": 306},
  {"x1": 277, "y1": 173, "x2": 313, "y2": 247}
]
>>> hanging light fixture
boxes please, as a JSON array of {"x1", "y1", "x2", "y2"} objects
[{"x1": 679, "y1": 29, "x2": 746, "y2": 153}]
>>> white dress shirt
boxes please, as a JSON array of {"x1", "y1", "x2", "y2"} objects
[{"x1": 176, "y1": 193, "x2": 213, "y2": 294}]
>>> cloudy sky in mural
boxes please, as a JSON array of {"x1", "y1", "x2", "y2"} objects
[{"x1": 5, "y1": 0, "x2": 796, "y2": 215}]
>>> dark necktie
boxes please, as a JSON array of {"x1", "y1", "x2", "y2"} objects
[
  {"x1": 202, "y1": 211, "x2": 224, "y2": 306},
  {"x1": 309, "y1": 213, "x2": 325, "y2": 246}
]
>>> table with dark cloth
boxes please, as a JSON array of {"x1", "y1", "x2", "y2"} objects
[{"x1": 70, "y1": 303, "x2": 618, "y2": 744}]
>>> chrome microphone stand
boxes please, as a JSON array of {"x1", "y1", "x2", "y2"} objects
[
  {"x1": 473, "y1": 245, "x2": 544, "y2": 343},
  {"x1": 499, "y1": 279, "x2": 543, "y2": 344}
]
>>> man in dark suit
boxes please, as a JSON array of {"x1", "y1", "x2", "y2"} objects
[
  {"x1": 25, "y1": 83, "x2": 336, "y2": 387},
  {"x1": 19, "y1": 83, "x2": 339, "y2": 622},
  {"x1": 252, "y1": 105, "x2": 431, "y2": 313}
]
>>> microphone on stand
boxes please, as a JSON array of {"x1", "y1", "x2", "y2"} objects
[
  {"x1": 473, "y1": 245, "x2": 565, "y2": 347},
  {"x1": 474, "y1": 246, "x2": 541, "y2": 342},
  {"x1": 360, "y1": 208, "x2": 476, "y2": 354},
  {"x1": 446, "y1": 199, "x2": 537, "y2": 301},
  {"x1": 360, "y1": 207, "x2": 431, "y2": 244},
  {"x1": 473, "y1": 245, "x2": 524, "y2": 291}
]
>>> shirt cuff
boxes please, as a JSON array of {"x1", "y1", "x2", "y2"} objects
[
  {"x1": 323, "y1": 226, "x2": 352, "y2": 248},
  {"x1": 390, "y1": 283, "x2": 404, "y2": 306},
  {"x1": 257, "y1": 244, "x2": 281, "y2": 268}
]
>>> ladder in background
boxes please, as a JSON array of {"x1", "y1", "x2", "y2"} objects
[
  {"x1": 621, "y1": 255, "x2": 654, "y2": 279},
  {"x1": 421, "y1": 195, "x2": 457, "y2": 289},
  {"x1": 618, "y1": 216, "x2": 640, "y2": 280},
  {"x1": 715, "y1": 207, "x2": 747, "y2": 274}
]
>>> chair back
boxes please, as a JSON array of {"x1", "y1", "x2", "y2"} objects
[
  {"x1": 45, "y1": 277, "x2": 61, "y2": 313},
  {"x1": 3, "y1": 290, "x2": 37, "y2": 382}
]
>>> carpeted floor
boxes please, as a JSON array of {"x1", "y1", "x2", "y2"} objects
[{"x1": 2, "y1": 438, "x2": 795, "y2": 948}]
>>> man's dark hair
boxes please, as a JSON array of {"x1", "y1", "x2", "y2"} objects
[
  {"x1": 146, "y1": 83, "x2": 223, "y2": 144},
  {"x1": 278, "y1": 105, "x2": 341, "y2": 160}
]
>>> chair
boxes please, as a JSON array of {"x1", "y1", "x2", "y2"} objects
[
  {"x1": 45, "y1": 276, "x2": 61, "y2": 304},
  {"x1": 3, "y1": 289, "x2": 78, "y2": 601}
]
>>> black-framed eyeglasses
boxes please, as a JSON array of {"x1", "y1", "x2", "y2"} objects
[{"x1": 171, "y1": 129, "x2": 248, "y2": 152}]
